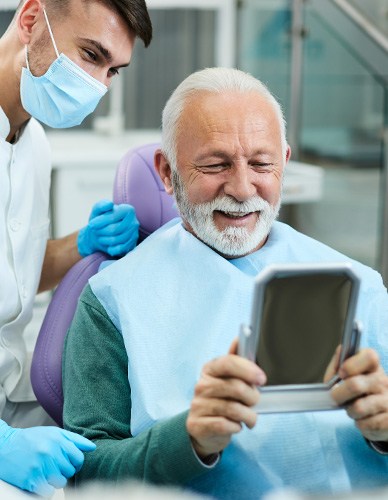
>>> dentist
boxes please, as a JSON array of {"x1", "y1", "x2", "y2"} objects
[{"x1": 0, "y1": 0, "x2": 152, "y2": 496}]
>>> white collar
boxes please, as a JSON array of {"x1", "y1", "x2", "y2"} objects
[{"x1": 0, "y1": 106, "x2": 11, "y2": 141}]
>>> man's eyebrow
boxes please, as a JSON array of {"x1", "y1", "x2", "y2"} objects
[
  {"x1": 80, "y1": 38, "x2": 130, "y2": 68},
  {"x1": 195, "y1": 149, "x2": 272, "y2": 162},
  {"x1": 195, "y1": 151, "x2": 230, "y2": 162}
]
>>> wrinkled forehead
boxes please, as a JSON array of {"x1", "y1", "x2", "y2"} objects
[
  {"x1": 181, "y1": 90, "x2": 280, "y2": 128},
  {"x1": 176, "y1": 90, "x2": 283, "y2": 150}
]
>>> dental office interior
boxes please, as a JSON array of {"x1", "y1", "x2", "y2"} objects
[{"x1": 1, "y1": 0, "x2": 388, "y2": 499}]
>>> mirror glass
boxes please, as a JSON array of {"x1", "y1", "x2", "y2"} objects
[{"x1": 256, "y1": 273, "x2": 353, "y2": 385}]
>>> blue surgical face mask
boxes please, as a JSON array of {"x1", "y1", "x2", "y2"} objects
[{"x1": 20, "y1": 8, "x2": 107, "y2": 128}]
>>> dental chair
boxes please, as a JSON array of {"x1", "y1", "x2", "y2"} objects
[{"x1": 30, "y1": 143, "x2": 179, "y2": 426}]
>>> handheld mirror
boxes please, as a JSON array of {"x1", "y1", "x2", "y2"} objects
[{"x1": 239, "y1": 263, "x2": 361, "y2": 413}]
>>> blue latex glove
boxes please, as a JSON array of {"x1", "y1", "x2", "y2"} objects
[
  {"x1": 77, "y1": 199, "x2": 139, "y2": 258},
  {"x1": 0, "y1": 420, "x2": 96, "y2": 497}
]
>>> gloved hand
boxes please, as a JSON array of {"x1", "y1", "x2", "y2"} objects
[
  {"x1": 77, "y1": 199, "x2": 139, "y2": 257},
  {"x1": 0, "y1": 420, "x2": 96, "y2": 497}
]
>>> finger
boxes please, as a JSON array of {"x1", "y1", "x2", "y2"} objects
[
  {"x1": 58, "y1": 460, "x2": 77, "y2": 479},
  {"x1": 107, "y1": 240, "x2": 138, "y2": 256},
  {"x1": 89, "y1": 199, "x2": 114, "y2": 220},
  {"x1": 114, "y1": 203, "x2": 136, "y2": 217},
  {"x1": 62, "y1": 431, "x2": 97, "y2": 452},
  {"x1": 41, "y1": 443, "x2": 78, "y2": 480},
  {"x1": 189, "y1": 415, "x2": 243, "y2": 439},
  {"x1": 195, "y1": 375, "x2": 260, "y2": 407},
  {"x1": 106, "y1": 232, "x2": 139, "y2": 254},
  {"x1": 228, "y1": 338, "x2": 239, "y2": 355},
  {"x1": 346, "y1": 393, "x2": 388, "y2": 421},
  {"x1": 331, "y1": 371, "x2": 387, "y2": 406},
  {"x1": 95, "y1": 230, "x2": 136, "y2": 245},
  {"x1": 47, "y1": 471, "x2": 68, "y2": 489},
  {"x1": 192, "y1": 397, "x2": 258, "y2": 429},
  {"x1": 202, "y1": 355, "x2": 266, "y2": 386},
  {"x1": 54, "y1": 450, "x2": 77, "y2": 479},
  {"x1": 355, "y1": 412, "x2": 388, "y2": 441},
  {"x1": 88, "y1": 211, "x2": 120, "y2": 230},
  {"x1": 93, "y1": 216, "x2": 139, "y2": 240},
  {"x1": 61, "y1": 443, "x2": 85, "y2": 472},
  {"x1": 323, "y1": 344, "x2": 342, "y2": 383},
  {"x1": 89, "y1": 212, "x2": 139, "y2": 233},
  {"x1": 31, "y1": 479, "x2": 56, "y2": 498},
  {"x1": 338, "y1": 348, "x2": 380, "y2": 379},
  {"x1": 88, "y1": 206, "x2": 135, "y2": 230},
  {"x1": 98, "y1": 204, "x2": 137, "y2": 227}
]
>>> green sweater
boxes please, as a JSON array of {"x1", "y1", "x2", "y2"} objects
[{"x1": 62, "y1": 285, "x2": 210, "y2": 487}]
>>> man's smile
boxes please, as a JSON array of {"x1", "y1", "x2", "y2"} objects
[
  {"x1": 218, "y1": 210, "x2": 254, "y2": 218},
  {"x1": 214, "y1": 210, "x2": 258, "y2": 228}
]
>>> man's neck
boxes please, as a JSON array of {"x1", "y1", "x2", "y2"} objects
[{"x1": 0, "y1": 34, "x2": 31, "y2": 143}]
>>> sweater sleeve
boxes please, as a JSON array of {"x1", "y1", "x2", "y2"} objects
[{"x1": 62, "y1": 284, "x2": 208, "y2": 486}]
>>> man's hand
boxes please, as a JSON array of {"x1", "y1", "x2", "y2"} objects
[
  {"x1": 331, "y1": 348, "x2": 388, "y2": 442},
  {"x1": 186, "y1": 340, "x2": 266, "y2": 460}
]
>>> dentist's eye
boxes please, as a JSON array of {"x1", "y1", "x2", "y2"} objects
[
  {"x1": 83, "y1": 49, "x2": 97, "y2": 62},
  {"x1": 108, "y1": 67, "x2": 120, "y2": 77}
]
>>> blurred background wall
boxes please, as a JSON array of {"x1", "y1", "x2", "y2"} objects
[{"x1": 1, "y1": 0, "x2": 387, "y2": 280}]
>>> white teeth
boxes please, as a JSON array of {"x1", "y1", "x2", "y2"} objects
[{"x1": 223, "y1": 211, "x2": 249, "y2": 218}]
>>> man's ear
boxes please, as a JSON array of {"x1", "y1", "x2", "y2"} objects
[
  {"x1": 285, "y1": 145, "x2": 292, "y2": 165},
  {"x1": 17, "y1": 0, "x2": 44, "y2": 45},
  {"x1": 154, "y1": 149, "x2": 174, "y2": 195}
]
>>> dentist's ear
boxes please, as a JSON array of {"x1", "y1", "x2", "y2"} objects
[
  {"x1": 154, "y1": 149, "x2": 174, "y2": 195},
  {"x1": 17, "y1": 0, "x2": 44, "y2": 45}
]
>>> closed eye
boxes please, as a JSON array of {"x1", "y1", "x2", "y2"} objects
[
  {"x1": 251, "y1": 162, "x2": 273, "y2": 171},
  {"x1": 196, "y1": 163, "x2": 230, "y2": 172}
]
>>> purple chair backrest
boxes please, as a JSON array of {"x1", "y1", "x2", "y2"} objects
[
  {"x1": 114, "y1": 143, "x2": 178, "y2": 242},
  {"x1": 31, "y1": 143, "x2": 179, "y2": 426}
]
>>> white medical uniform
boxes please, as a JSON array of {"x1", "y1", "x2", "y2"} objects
[{"x1": 0, "y1": 106, "x2": 51, "y2": 423}]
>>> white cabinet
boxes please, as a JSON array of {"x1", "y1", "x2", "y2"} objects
[
  {"x1": 51, "y1": 168, "x2": 117, "y2": 238},
  {"x1": 47, "y1": 130, "x2": 161, "y2": 237},
  {"x1": 0, "y1": 1, "x2": 18, "y2": 9}
]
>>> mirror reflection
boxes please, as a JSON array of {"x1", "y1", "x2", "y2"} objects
[{"x1": 256, "y1": 273, "x2": 352, "y2": 385}]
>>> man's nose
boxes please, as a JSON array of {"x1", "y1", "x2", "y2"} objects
[{"x1": 223, "y1": 166, "x2": 256, "y2": 202}]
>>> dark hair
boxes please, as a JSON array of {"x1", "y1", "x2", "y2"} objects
[
  {"x1": 16, "y1": 0, "x2": 152, "y2": 47},
  {"x1": 100, "y1": 0, "x2": 152, "y2": 47}
]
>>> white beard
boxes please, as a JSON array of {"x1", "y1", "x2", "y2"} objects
[{"x1": 171, "y1": 170, "x2": 281, "y2": 257}]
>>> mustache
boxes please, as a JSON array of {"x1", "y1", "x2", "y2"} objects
[{"x1": 200, "y1": 195, "x2": 271, "y2": 213}]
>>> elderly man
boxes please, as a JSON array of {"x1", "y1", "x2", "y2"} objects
[
  {"x1": 63, "y1": 68, "x2": 388, "y2": 499},
  {"x1": 0, "y1": 0, "x2": 152, "y2": 496}
]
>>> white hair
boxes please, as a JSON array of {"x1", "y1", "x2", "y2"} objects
[{"x1": 161, "y1": 67, "x2": 288, "y2": 169}]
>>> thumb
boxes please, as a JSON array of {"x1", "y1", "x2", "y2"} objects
[
  {"x1": 89, "y1": 199, "x2": 114, "y2": 221},
  {"x1": 228, "y1": 338, "x2": 239, "y2": 355},
  {"x1": 323, "y1": 344, "x2": 342, "y2": 383}
]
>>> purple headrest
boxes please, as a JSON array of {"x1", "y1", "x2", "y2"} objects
[{"x1": 113, "y1": 143, "x2": 179, "y2": 241}]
